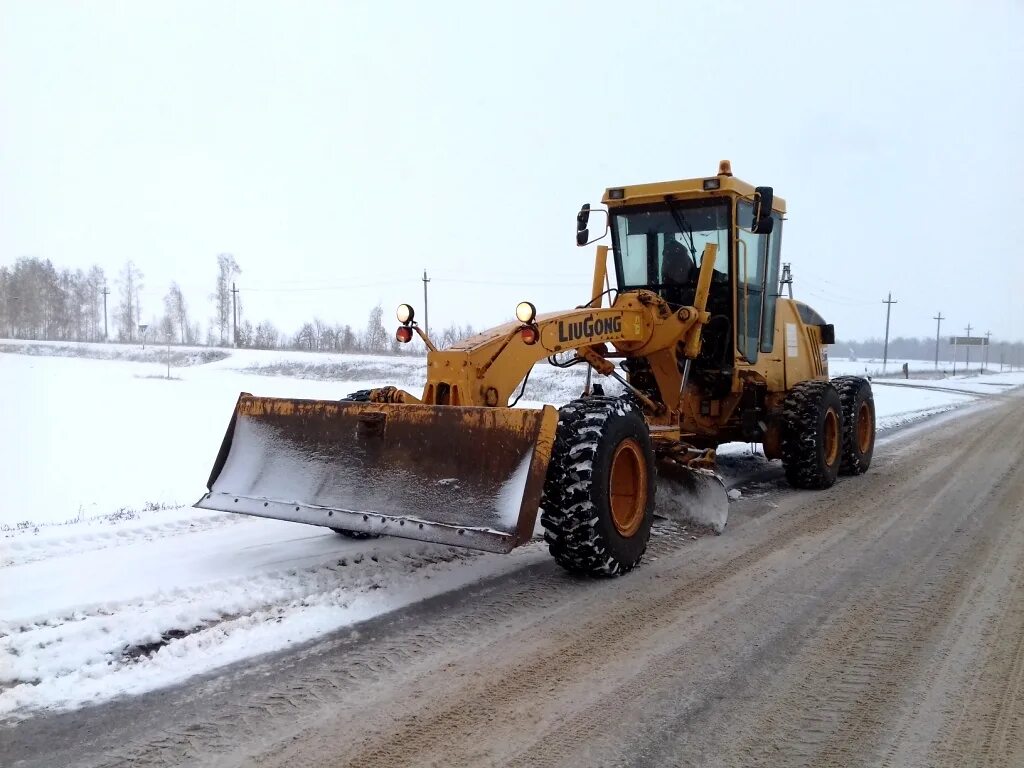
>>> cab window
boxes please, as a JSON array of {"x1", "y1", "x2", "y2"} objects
[{"x1": 736, "y1": 201, "x2": 765, "y2": 363}]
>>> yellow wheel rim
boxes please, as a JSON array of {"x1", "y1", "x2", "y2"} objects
[
  {"x1": 823, "y1": 408, "x2": 840, "y2": 467},
  {"x1": 856, "y1": 400, "x2": 873, "y2": 454},
  {"x1": 610, "y1": 439, "x2": 648, "y2": 537}
]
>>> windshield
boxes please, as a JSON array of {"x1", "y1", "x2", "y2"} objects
[{"x1": 611, "y1": 200, "x2": 730, "y2": 289}]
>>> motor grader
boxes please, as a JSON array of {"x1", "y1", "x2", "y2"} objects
[{"x1": 196, "y1": 161, "x2": 875, "y2": 576}]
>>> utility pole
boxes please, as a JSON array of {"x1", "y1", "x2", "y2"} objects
[
  {"x1": 882, "y1": 292, "x2": 897, "y2": 373},
  {"x1": 984, "y1": 331, "x2": 991, "y2": 371},
  {"x1": 964, "y1": 323, "x2": 973, "y2": 371},
  {"x1": 231, "y1": 282, "x2": 239, "y2": 347},
  {"x1": 779, "y1": 263, "x2": 794, "y2": 299},
  {"x1": 422, "y1": 269, "x2": 431, "y2": 339},
  {"x1": 102, "y1": 285, "x2": 110, "y2": 341},
  {"x1": 933, "y1": 312, "x2": 944, "y2": 370}
]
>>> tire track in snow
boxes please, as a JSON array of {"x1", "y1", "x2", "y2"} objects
[{"x1": 0, "y1": 543, "x2": 485, "y2": 715}]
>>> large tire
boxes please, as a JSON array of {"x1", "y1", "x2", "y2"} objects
[
  {"x1": 832, "y1": 376, "x2": 875, "y2": 475},
  {"x1": 540, "y1": 397, "x2": 656, "y2": 577},
  {"x1": 333, "y1": 389, "x2": 380, "y2": 539},
  {"x1": 781, "y1": 381, "x2": 843, "y2": 490}
]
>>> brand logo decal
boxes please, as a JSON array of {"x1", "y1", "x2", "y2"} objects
[{"x1": 557, "y1": 315, "x2": 622, "y2": 343}]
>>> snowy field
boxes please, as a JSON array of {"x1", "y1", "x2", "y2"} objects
[{"x1": 2, "y1": 340, "x2": 1023, "y2": 719}]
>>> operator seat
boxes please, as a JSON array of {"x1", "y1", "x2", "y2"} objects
[{"x1": 661, "y1": 238, "x2": 696, "y2": 308}]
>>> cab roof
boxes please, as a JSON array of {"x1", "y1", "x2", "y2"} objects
[{"x1": 601, "y1": 161, "x2": 786, "y2": 214}]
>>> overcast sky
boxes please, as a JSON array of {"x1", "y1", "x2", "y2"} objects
[{"x1": 2, "y1": 0, "x2": 1022, "y2": 342}]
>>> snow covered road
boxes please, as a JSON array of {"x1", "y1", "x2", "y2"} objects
[
  {"x1": 1, "y1": 507, "x2": 548, "y2": 716},
  {"x1": 3, "y1": 344, "x2": 1023, "y2": 723},
  {"x1": 4, "y1": 374, "x2": 1024, "y2": 768}
]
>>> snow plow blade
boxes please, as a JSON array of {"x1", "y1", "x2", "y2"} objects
[
  {"x1": 653, "y1": 463, "x2": 730, "y2": 534},
  {"x1": 195, "y1": 394, "x2": 559, "y2": 553}
]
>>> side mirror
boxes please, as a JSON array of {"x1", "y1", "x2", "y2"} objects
[
  {"x1": 752, "y1": 186, "x2": 774, "y2": 234},
  {"x1": 576, "y1": 204, "x2": 591, "y2": 245},
  {"x1": 575, "y1": 205, "x2": 609, "y2": 247},
  {"x1": 576, "y1": 203, "x2": 591, "y2": 232}
]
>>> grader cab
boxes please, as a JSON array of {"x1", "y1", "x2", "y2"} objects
[{"x1": 197, "y1": 161, "x2": 875, "y2": 577}]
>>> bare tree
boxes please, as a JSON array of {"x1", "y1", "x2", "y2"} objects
[
  {"x1": 363, "y1": 304, "x2": 389, "y2": 353},
  {"x1": 253, "y1": 320, "x2": 280, "y2": 349},
  {"x1": 158, "y1": 313, "x2": 175, "y2": 342},
  {"x1": 211, "y1": 253, "x2": 241, "y2": 345},
  {"x1": 116, "y1": 261, "x2": 144, "y2": 341},
  {"x1": 440, "y1": 323, "x2": 475, "y2": 348},
  {"x1": 236, "y1": 319, "x2": 254, "y2": 347},
  {"x1": 294, "y1": 322, "x2": 316, "y2": 350},
  {"x1": 163, "y1": 282, "x2": 190, "y2": 343},
  {"x1": 85, "y1": 266, "x2": 106, "y2": 341}
]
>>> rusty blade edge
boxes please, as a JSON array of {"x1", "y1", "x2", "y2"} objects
[{"x1": 194, "y1": 492, "x2": 519, "y2": 554}]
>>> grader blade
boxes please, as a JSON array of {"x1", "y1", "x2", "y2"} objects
[
  {"x1": 654, "y1": 463, "x2": 730, "y2": 533},
  {"x1": 195, "y1": 395, "x2": 559, "y2": 553}
]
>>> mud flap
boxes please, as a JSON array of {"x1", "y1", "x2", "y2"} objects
[
  {"x1": 195, "y1": 395, "x2": 558, "y2": 553},
  {"x1": 653, "y1": 461, "x2": 730, "y2": 534}
]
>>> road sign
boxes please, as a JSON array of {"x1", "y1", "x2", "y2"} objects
[{"x1": 950, "y1": 336, "x2": 987, "y2": 346}]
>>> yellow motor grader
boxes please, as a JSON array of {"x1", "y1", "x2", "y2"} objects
[{"x1": 196, "y1": 162, "x2": 875, "y2": 576}]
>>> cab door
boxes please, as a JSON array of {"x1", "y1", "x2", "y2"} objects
[{"x1": 736, "y1": 203, "x2": 783, "y2": 363}]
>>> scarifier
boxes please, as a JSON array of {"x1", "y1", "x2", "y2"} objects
[{"x1": 197, "y1": 162, "x2": 876, "y2": 576}]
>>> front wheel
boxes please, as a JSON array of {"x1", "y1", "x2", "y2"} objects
[{"x1": 540, "y1": 397, "x2": 656, "y2": 577}]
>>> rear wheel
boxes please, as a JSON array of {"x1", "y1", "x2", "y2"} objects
[
  {"x1": 781, "y1": 381, "x2": 843, "y2": 490},
  {"x1": 540, "y1": 397, "x2": 656, "y2": 577},
  {"x1": 832, "y1": 376, "x2": 875, "y2": 475}
]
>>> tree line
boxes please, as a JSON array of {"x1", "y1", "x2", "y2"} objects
[
  {"x1": 0, "y1": 255, "x2": 477, "y2": 354},
  {"x1": 9, "y1": 254, "x2": 1015, "y2": 363}
]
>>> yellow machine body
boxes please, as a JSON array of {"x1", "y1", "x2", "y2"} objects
[{"x1": 197, "y1": 162, "x2": 834, "y2": 551}]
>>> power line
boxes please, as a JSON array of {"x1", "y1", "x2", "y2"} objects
[
  {"x1": 799, "y1": 277, "x2": 876, "y2": 305},
  {"x1": 240, "y1": 280, "x2": 412, "y2": 293},
  {"x1": 434, "y1": 278, "x2": 585, "y2": 287},
  {"x1": 801, "y1": 288, "x2": 877, "y2": 309},
  {"x1": 239, "y1": 277, "x2": 585, "y2": 292}
]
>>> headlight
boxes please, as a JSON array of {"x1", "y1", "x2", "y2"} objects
[
  {"x1": 515, "y1": 301, "x2": 537, "y2": 324},
  {"x1": 396, "y1": 303, "x2": 415, "y2": 324}
]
